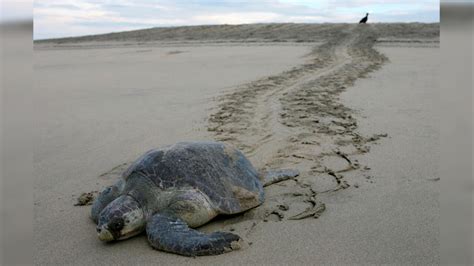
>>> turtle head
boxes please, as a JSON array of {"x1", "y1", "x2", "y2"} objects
[{"x1": 96, "y1": 195, "x2": 145, "y2": 241}]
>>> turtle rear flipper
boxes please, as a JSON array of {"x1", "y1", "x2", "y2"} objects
[
  {"x1": 262, "y1": 169, "x2": 300, "y2": 187},
  {"x1": 147, "y1": 214, "x2": 241, "y2": 256}
]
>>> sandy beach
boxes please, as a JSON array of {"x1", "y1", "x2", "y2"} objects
[{"x1": 34, "y1": 23, "x2": 439, "y2": 265}]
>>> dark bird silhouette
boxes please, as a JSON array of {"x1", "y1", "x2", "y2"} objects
[{"x1": 359, "y1": 13, "x2": 369, "y2": 24}]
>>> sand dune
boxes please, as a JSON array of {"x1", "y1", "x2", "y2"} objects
[{"x1": 36, "y1": 23, "x2": 438, "y2": 44}]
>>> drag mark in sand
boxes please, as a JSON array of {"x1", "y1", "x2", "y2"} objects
[{"x1": 208, "y1": 25, "x2": 388, "y2": 224}]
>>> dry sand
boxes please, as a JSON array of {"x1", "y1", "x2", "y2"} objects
[{"x1": 34, "y1": 23, "x2": 439, "y2": 265}]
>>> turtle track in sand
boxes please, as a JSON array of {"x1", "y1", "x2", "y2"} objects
[{"x1": 208, "y1": 25, "x2": 388, "y2": 225}]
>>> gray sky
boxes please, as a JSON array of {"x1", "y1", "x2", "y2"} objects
[{"x1": 32, "y1": 0, "x2": 440, "y2": 40}]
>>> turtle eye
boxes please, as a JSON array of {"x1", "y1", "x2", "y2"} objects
[{"x1": 108, "y1": 218, "x2": 124, "y2": 231}]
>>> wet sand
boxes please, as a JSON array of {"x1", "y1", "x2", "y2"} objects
[{"x1": 34, "y1": 23, "x2": 439, "y2": 264}]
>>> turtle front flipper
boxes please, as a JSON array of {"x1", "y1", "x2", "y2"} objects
[
  {"x1": 262, "y1": 169, "x2": 300, "y2": 186},
  {"x1": 146, "y1": 213, "x2": 241, "y2": 256},
  {"x1": 91, "y1": 179, "x2": 125, "y2": 223}
]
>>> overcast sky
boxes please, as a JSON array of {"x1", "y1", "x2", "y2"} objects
[{"x1": 33, "y1": 0, "x2": 440, "y2": 40}]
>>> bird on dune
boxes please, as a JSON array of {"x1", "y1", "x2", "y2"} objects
[{"x1": 359, "y1": 13, "x2": 369, "y2": 24}]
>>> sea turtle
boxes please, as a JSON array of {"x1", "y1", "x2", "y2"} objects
[{"x1": 91, "y1": 141, "x2": 299, "y2": 256}]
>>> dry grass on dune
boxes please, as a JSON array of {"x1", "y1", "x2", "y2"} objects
[{"x1": 35, "y1": 23, "x2": 439, "y2": 44}]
